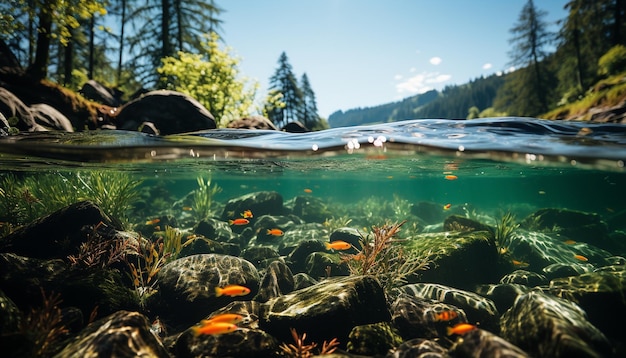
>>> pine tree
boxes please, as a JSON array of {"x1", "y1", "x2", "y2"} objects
[
  {"x1": 266, "y1": 52, "x2": 304, "y2": 128},
  {"x1": 299, "y1": 73, "x2": 319, "y2": 129},
  {"x1": 502, "y1": 0, "x2": 554, "y2": 115}
]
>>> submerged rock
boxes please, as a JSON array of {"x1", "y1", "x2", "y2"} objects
[
  {"x1": 386, "y1": 338, "x2": 448, "y2": 358},
  {"x1": 260, "y1": 275, "x2": 390, "y2": 345},
  {"x1": 393, "y1": 283, "x2": 499, "y2": 333},
  {"x1": 221, "y1": 191, "x2": 285, "y2": 223},
  {"x1": 449, "y1": 328, "x2": 530, "y2": 357},
  {"x1": 390, "y1": 294, "x2": 467, "y2": 341},
  {"x1": 55, "y1": 310, "x2": 169, "y2": 357},
  {"x1": 347, "y1": 321, "x2": 403, "y2": 356},
  {"x1": 0, "y1": 200, "x2": 116, "y2": 260},
  {"x1": 150, "y1": 254, "x2": 260, "y2": 327},
  {"x1": 500, "y1": 291, "x2": 612, "y2": 357},
  {"x1": 520, "y1": 208, "x2": 610, "y2": 248}
]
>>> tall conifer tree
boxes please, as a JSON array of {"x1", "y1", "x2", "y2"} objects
[
  {"x1": 266, "y1": 52, "x2": 303, "y2": 128},
  {"x1": 299, "y1": 73, "x2": 319, "y2": 129}
]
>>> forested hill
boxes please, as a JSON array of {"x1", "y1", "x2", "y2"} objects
[{"x1": 328, "y1": 74, "x2": 506, "y2": 128}]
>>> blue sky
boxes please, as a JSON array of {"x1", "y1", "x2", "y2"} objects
[{"x1": 220, "y1": 1, "x2": 568, "y2": 119}]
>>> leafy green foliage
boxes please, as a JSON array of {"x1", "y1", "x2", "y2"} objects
[
  {"x1": 158, "y1": 32, "x2": 259, "y2": 127},
  {"x1": 491, "y1": 212, "x2": 519, "y2": 254},
  {"x1": 598, "y1": 45, "x2": 626, "y2": 76}
]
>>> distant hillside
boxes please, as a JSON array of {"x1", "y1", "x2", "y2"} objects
[
  {"x1": 328, "y1": 90, "x2": 438, "y2": 128},
  {"x1": 328, "y1": 74, "x2": 506, "y2": 127}
]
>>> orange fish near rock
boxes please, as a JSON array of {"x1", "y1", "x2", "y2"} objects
[
  {"x1": 191, "y1": 321, "x2": 238, "y2": 336},
  {"x1": 443, "y1": 203, "x2": 452, "y2": 210},
  {"x1": 434, "y1": 310, "x2": 458, "y2": 322},
  {"x1": 446, "y1": 323, "x2": 477, "y2": 336},
  {"x1": 145, "y1": 218, "x2": 160, "y2": 225},
  {"x1": 215, "y1": 284, "x2": 251, "y2": 297},
  {"x1": 266, "y1": 228, "x2": 284, "y2": 236},
  {"x1": 201, "y1": 313, "x2": 245, "y2": 325},
  {"x1": 241, "y1": 210, "x2": 253, "y2": 219},
  {"x1": 229, "y1": 218, "x2": 249, "y2": 226},
  {"x1": 444, "y1": 175, "x2": 458, "y2": 181},
  {"x1": 574, "y1": 254, "x2": 589, "y2": 262},
  {"x1": 325, "y1": 240, "x2": 352, "y2": 251}
]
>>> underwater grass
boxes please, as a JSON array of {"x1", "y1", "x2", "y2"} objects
[
  {"x1": 0, "y1": 171, "x2": 142, "y2": 228},
  {"x1": 192, "y1": 176, "x2": 222, "y2": 221}
]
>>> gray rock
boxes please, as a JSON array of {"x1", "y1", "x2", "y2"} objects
[
  {"x1": 390, "y1": 294, "x2": 467, "y2": 340},
  {"x1": 255, "y1": 260, "x2": 295, "y2": 303},
  {"x1": 0, "y1": 87, "x2": 41, "y2": 131},
  {"x1": 260, "y1": 275, "x2": 390, "y2": 345},
  {"x1": 393, "y1": 283, "x2": 500, "y2": 333},
  {"x1": 55, "y1": 310, "x2": 169, "y2": 357},
  {"x1": 226, "y1": 115, "x2": 277, "y2": 130},
  {"x1": 449, "y1": 328, "x2": 530, "y2": 357},
  {"x1": 386, "y1": 338, "x2": 448, "y2": 358},
  {"x1": 151, "y1": 253, "x2": 260, "y2": 326},
  {"x1": 500, "y1": 291, "x2": 612, "y2": 357},
  {"x1": 30, "y1": 103, "x2": 74, "y2": 131},
  {"x1": 79, "y1": 79, "x2": 121, "y2": 107},
  {"x1": 115, "y1": 90, "x2": 216, "y2": 134}
]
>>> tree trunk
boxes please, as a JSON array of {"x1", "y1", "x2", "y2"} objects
[{"x1": 27, "y1": 5, "x2": 53, "y2": 80}]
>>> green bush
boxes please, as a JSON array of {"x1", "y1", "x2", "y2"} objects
[{"x1": 598, "y1": 45, "x2": 626, "y2": 76}]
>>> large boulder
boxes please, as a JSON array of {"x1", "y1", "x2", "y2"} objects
[
  {"x1": 227, "y1": 115, "x2": 277, "y2": 130},
  {"x1": 114, "y1": 90, "x2": 216, "y2": 134},
  {"x1": 0, "y1": 87, "x2": 42, "y2": 131},
  {"x1": 30, "y1": 103, "x2": 74, "y2": 131},
  {"x1": 79, "y1": 79, "x2": 122, "y2": 107}
]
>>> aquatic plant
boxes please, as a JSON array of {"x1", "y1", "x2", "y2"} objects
[
  {"x1": 125, "y1": 237, "x2": 170, "y2": 307},
  {"x1": 67, "y1": 222, "x2": 128, "y2": 269},
  {"x1": 161, "y1": 225, "x2": 200, "y2": 262},
  {"x1": 2, "y1": 171, "x2": 142, "y2": 228},
  {"x1": 279, "y1": 328, "x2": 339, "y2": 357},
  {"x1": 492, "y1": 212, "x2": 519, "y2": 254},
  {"x1": 342, "y1": 220, "x2": 433, "y2": 292},
  {"x1": 19, "y1": 289, "x2": 69, "y2": 357},
  {"x1": 192, "y1": 176, "x2": 222, "y2": 221},
  {"x1": 322, "y1": 215, "x2": 353, "y2": 233}
]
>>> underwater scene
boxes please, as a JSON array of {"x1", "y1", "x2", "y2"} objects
[{"x1": 1, "y1": 118, "x2": 626, "y2": 357}]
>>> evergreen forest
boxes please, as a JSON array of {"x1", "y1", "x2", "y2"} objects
[{"x1": 1, "y1": 0, "x2": 626, "y2": 129}]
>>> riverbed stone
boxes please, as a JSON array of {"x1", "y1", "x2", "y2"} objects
[
  {"x1": 55, "y1": 310, "x2": 169, "y2": 357},
  {"x1": 500, "y1": 290, "x2": 612, "y2": 358},
  {"x1": 259, "y1": 275, "x2": 390, "y2": 345},
  {"x1": 393, "y1": 283, "x2": 499, "y2": 333},
  {"x1": 149, "y1": 254, "x2": 260, "y2": 327}
]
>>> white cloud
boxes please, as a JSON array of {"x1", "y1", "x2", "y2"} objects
[
  {"x1": 429, "y1": 56, "x2": 442, "y2": 65},
  {"x1": 395, "y1": 71, "x2": 452, "y2": 94},
  {"x1": 482, "y1": 63, "x2": 492, "y2": 70},
  {"x1": 394, "y1": 74, "x2": 403, "y2": 80}
]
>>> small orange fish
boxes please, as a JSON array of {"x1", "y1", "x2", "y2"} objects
[
  {"x1": 201, "y1": 313, "x2": 244, "y2": 325},
  {"x1": 447, "y1": 323, "x2": 477, "y2": 336},
  {"x1": 304, "y1": 188, "x2": 313, "y2": 193},
  {"x1": 434, "y1": 310, "x2": 458, "y2": 322},
  {"x1": 229, "y1": 218, "x2": 249, "y2": 226},
  {"x1": 443, "y1": 203, "x2": 452, "y2": 210},
  {"x1": 266, "y1": 228, "x2": 284, "y2": 236},
  {"x1": 191, "y1": 321, "x2": 238, "y2": 336},
  {"x1": 574, "y1": 254, "x2": 588, "y2": 262},
  {"x1": 512, "y1": 259, "x2": 529, "y2": 268},
  {"x1": 444, "y1": 175, "x2": 458, "y2": 181},
  {"x1": 145, "y1": 218, "x2": 160, "y2": 225},
  {"x1": 182, "y1": 206, "x2": 193, "y2": 211},
  {"x1": 215, "y1": 284, "x2": 251, "y2": 297},
  {"x1": 325, "y1": 240, "x2": 352, "y2": 251},
  {"x1": 241, "y1": 210, "x2": 253, "y2": 219},
  {"x1": 563, "y1": 240, "x2": 577, "y2": 245}
]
